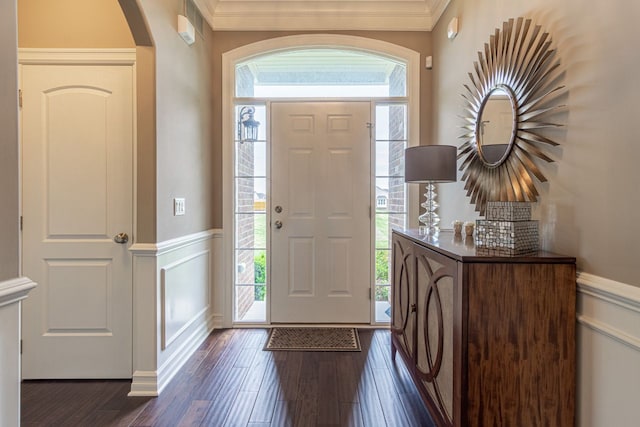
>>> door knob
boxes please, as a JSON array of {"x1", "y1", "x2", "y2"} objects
[
  {"x1": 113, "y1": 232, "x2": 129, "y2": 244},
  {"x1": 274, "y1": 220, "x2": 283, "y2": 229}
]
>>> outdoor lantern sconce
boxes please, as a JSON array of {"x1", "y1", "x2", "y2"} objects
[{"x1": 238, "y1": 106, "x2": 260, "y2": 143}]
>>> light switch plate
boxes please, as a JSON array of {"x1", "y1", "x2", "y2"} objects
[{"x1": 174, "y1": 198, "x2": 186, "y2": 216}]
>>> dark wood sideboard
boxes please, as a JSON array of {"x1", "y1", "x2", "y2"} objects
[{"x1": 390, "y1": 229, "x2": 576, "y2": 427}]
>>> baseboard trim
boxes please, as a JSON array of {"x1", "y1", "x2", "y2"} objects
[
  {"x1": 156, "y1": 312, "x2": 215, "y2": 395},
  {"x1": 128, "y1": 370, "x2": 159, "y2": 397},
  {"x1": 212, "y1": 313, "x2": 224, "y2": 329}
]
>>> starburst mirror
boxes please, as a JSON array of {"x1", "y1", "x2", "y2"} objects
[{"x1": 459, "y1": 17, "x2": 564, "y2": 214}]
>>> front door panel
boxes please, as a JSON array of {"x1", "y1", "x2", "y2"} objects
[{"x1": 270, "y1": 102, "x2": 371, "y2": 323}]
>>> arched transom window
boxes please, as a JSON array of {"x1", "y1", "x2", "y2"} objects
[{"x1": 236, "y1": 48, "x2": 407, "y2": 98}]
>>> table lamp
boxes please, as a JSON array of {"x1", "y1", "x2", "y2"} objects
[{"x1": 404, "y1": 145, "x2": 457, "y2": 234}]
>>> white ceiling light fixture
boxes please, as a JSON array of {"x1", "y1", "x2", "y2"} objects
[{"x1": 178, "y1": 14, "x2": 195, "y2": 45}]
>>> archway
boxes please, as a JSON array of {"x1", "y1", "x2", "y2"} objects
[{"x1": 221, "y1": 35, "x2": 421, "y2": 326}]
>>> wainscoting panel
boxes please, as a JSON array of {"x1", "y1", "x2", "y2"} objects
[
  {"x1": 0, "y1": 277, "x2": 37, "y2": 427},
  {"x1": 576, "y1": 272, "x2": 640, "y2": 427},
  {"x1": 129, "y1": 229, "x2": 221, "y2": 396},
  {"x1": 161, "y1": 250, "x2": 210, "y2": 349}
]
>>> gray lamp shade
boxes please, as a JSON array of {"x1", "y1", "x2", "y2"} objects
[{"x1": 404, "y1": 145, "x2": 457, "y2": 183}]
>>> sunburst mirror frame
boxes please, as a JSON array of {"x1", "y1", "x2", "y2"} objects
[{"x1": 459, "y1": 17, "x2": 565, "y2": 215}]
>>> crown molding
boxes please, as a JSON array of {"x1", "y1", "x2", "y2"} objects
[{"x1": 197, "y1": 0, "x2": 450, "y2": 31}]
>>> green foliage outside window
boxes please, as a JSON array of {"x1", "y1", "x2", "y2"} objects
[
  {"x1": 375, "y1": 250, "x2": 389, "y2": 284},
  {"x1": 254, "y1": 252, "x2": 266, "y2": 301}
]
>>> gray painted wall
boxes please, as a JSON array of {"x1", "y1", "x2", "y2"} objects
[
  {"x1": 139, "y1": 0, "x2": 215, "y2": 243},
  {"x1": 432, "y1": 0, "x2": 640, "y2": 287},
  {"x1": 0, "y1": 0, "x2": 20, "y2": 281}
]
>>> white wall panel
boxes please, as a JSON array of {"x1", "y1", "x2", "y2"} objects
[
  {"x1": 0, "y1": 277, "x2": 37, "y2": 427},
  {"x1": 161, "y1": 251, "x2": 210, "y2": 349},
  {"x1": 576, "y1": 273, "x2": 640, "y2": 427}
]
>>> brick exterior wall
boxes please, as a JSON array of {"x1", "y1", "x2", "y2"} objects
[
  {"x1": 236, "y1": 286, "x2": 255, "y2": 320},
  {"x1": 388, "y1": 64, "x2": 406, "y2": 231},
  {"x1": 235, "y1": 107, "x2": 257, "y2": 319}
]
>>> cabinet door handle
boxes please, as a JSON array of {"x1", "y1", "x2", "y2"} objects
[{"x1": 410, "y1": 303, "x2": 417, "y2": 313}]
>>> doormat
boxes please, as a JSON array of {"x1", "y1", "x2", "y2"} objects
[{"x1": 264, "y1": 327, "x2": 361, "y2": 352}]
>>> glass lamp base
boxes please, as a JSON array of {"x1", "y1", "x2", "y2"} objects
[{"x1": 418, "y1": 183, "x2": 439, "y2": 234}]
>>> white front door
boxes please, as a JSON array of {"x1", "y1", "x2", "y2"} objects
[
  {"x1": 21, "y1": 62, "x2": 134, "y2": 378},
  {"x1": 270, "y1": 102, "x2": 371, "y2": 323}
]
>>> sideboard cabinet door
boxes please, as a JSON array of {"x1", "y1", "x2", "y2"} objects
[
  {"x1": 414, "y1": 245, "x2": 457, "y2": 427},
  {"x1": 390, "y1": 229, "x2": 576, "y2": 427},
  {"x1": 390, "y1": 234, "x2": 416, "y2": 361}
]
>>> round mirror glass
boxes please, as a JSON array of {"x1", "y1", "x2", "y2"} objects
[{"x1": 475, "y1": 85, "x2": 517, "y2": 167}]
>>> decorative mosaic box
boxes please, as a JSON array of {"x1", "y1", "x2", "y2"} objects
[
  {"x1": 475, "y1": 219, "x2": 539, "y2": 255},
  {"x1": 485, "y1": 201, "x2": 532, "y2": 221}
]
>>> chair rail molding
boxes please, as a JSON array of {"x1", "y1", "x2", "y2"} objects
[
  {"x1": 575, "y1": 272, "x2": 640, "y2": 427},
  {"x1": 0, "y1": 276, "x2": 37, "y2": 307},
  {"x1": 1, "y1": 276, "x2": 36, "y2": 427}
]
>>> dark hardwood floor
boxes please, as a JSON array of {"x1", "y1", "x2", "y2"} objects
[{"x1": 21, "y1": 329, "x2": 434, "y2": 426}]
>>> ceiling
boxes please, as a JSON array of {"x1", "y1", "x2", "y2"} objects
[{"x1": 193, "y1": 0, "x2": 451, "y2": 31}]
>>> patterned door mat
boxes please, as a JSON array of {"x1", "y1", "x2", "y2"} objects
[{"x1": 264, "y1": 327, "x2": 361, "y2": 352}]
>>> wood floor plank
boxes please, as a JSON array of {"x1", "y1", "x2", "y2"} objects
[
  {"x1": 176, "y1": 400, "x2": 211, "y2": 427},
  {"x1": 199, "y1": 367, "x2": 250, "y2": 426},
  {"x1": 234, "y1": 330, "x2": 266, "y2": 368},
  {"x1": 131, "y1": 331, "x2": 252, "y2": 427},
  {"x1": 317, "y1": 358, "x2": 340, "y2": 425},
  {"x1": 248, "y1": 359, "x2": 284, "y2": 423},
  {"x1": 353, "y1": 331, "x2": 387, "y2": 427},
  {"x1": 294, "y1": 380, "x2": 319, "y2": 427},
  {"x1": 372, "y1": 368, "x2": 412, "y2": 427},
  {"x1": 372, "y1": 331, "x2": 435, "y2": 426},
  {"x1": 223, "y1": 391, "x2": 259, "y2": 427},
  {"x1": 22, "y1": 329, "x2": 435, "y2": 427},
  {"x1": 269, "y1": 399, "x2": 296, "y2": 427},
  {"x1": 339, "y1": 402, "x2": 365, "y2": 427},
  {"x1": 191, "y1": 329, "x2": 247, "y2": 384},
  {"x1": 185, "y1": 328, "x2": 234, "y2": 376},
  {"x1": 241, "y1": 350, "x2": 274, "y2": 392},
  {"x1": 193, "y1": 331, "x2": 252, "y2": 401},
  {"x1": 278, "y1": 351, "x2": 303, "y2": 401},
  {"x1": 335, "y1": 353, "x2": 360, "y2": 404}
]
